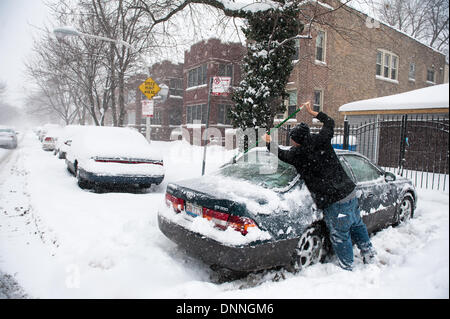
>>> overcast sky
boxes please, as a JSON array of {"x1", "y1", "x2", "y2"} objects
[{"x1": 0, "y1": 0, "x2": 52, "y2": 107}]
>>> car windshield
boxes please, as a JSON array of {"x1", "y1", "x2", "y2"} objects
[
  {"x1": 216, "y1": 151, "x2": 298, "y2": 190},
  {"x1": 0, "y1": 129, "x2": 14, "y2": 133}
]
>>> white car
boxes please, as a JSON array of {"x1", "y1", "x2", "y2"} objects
[
  {"x1": 42, "y1": 128, "x2": 63, "y2": 151},
  {"x1": 65, "y1": 126, "x2": 164, "y2": 189},
  {"x1": 0, "y1": 127, "x2": 18, "y2": 149},
  {"x1": 54, "y1": 125, "x2": 86, "y2": 159}
]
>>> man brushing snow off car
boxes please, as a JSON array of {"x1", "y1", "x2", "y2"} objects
[{"x1": 263, "y1": 101, "x2": 376, "y2": 271}]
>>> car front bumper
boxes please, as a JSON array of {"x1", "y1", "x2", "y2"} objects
[
  {"x1": 158, "y1": 214, "x2": 298, "y2": 272},
  {"x1": 78, "y1": 167, "x2": 164, "y2": 186}
]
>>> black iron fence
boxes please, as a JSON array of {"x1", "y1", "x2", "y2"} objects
[{"x1": 279, "y1": 114, "x2": 449, "y2": 192}]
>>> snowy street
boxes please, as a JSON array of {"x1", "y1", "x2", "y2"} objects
[{"x1": 0, "y1": 131, "x2": 448, "y2": 299}]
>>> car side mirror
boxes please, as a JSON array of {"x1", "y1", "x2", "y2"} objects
[
  {"x1": 65, "y1": 140, "x2": 72, "y2": 146},
  {"x1": 384, "y1": 171, "x2": 396, "y2": 182}
]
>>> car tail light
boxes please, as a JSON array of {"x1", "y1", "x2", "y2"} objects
[
  {"x1": 227, "y1": 215, "x2": 257, "y2": 235},
  {"x1": 44, "y1": 137, "x2": 53, "y2": 142},
  {"x1": 165, "y1": 193, "x2": 184, "y2": 213},
  {"x1": 202, "y1": 207, "x2": 229, "y2": 230},
  {"x1": 203, "y1": 207, "x2": 257, "y2": 235}
]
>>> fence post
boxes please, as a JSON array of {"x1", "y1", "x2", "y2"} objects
[
  {"x1": 343, "y1": 119, "x2": 350, "y2": 150},
  {"x1": 398, "y1": 114, "x2": 408, "y2": 175}
]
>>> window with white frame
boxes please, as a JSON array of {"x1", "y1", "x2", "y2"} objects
[
  {"x1": 315, "y1": 30, "x2": 326, "y2": 63},
  {"x1": 313, "y1": 90, "x2": 323, "y2": 113},
  {"x1": 376, "y1": 50, "x2": 399, "y2": 81},
  {"x1": 409, "y1": 63, "x2": 416, "y2": 80}
]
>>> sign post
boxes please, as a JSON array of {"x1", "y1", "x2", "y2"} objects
[
  {"x1": 141, "y1": 99, "x2": 154, "y2": 142},
  {"x1": 139, "y1": 78, "x2": 160, "y2": 143},
  {"x1": 201, "y1": 76, "x2": 232, "y2": 175}
]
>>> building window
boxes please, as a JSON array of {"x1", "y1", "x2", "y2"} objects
[
  {"x1": 409, "y1": 63, "x2": 416, "y2": 80},
  {"x1": 287, "y1": 90, "x2": 297, "y2": 115},
  {"x1": 218, "y1": 64, "x2": 233, "y2": 80},
  {"x1": 376, "y1": 51, "x2": 382, "y2": 76},
  {"x1": 376, "y1": 50, "x2": 399, "y2": 81},
  {"x1": 427, "y1": 68, "x2": 435, "y2": 83},
  {"x1": 169, "y1": 78, "x2": 183, "y2": 96},
  {"x1": 217, "y1": 104, "x2": 232, "y2": 125},
  {"x1": 313, "y1": 90, "x2": 323, "y2": 113},
  {"x1": 315, "y1": 30, "x2": 326, "y2": 62},
  {"x1": 187, "y1": 64, "x2": 207, "y2": 88},
  {"x1": 186, "y1": 104, "x2": 207, "y2": 124}
]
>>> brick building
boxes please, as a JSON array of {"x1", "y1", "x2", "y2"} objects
[
  {"x1": 280, "y1": 0, "x2": 448, "y2": 128},
  {"x1": 182, "y1": 38, "x2": 246, "y2": 145}
]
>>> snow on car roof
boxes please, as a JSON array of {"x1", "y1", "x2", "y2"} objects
[
  {"x1": 71, "y1": 126, "x2": 162, "y2": 160},
  {"x1": 339, "y1": 83, "x2": 449, "y2": 112}
]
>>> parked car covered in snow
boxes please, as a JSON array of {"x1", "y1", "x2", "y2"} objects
[
  {"x1": 54, "y1": 125, "x2": 86, "y2": 159},
  {"x1": 158, "y1": 148, "x2": 417, "y2": 276},
  {"x1": 42, "y1": 128, "x2": 63, "y2": 151},
  {"x1": 66, "y1": 126, "x2": 164, "y2": 189},
  {"x1": 0, "y1": 127, "x2": 18, "y2": 149}
]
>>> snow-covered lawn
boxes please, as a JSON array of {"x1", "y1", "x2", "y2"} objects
[{"x1": 0, "y1": 131, "x2": 448, "y2": 298}]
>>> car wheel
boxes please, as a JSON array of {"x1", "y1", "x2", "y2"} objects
[
  {"x1": 394, "y1": 194, "x2": 414, "y2": 226},
  {"x1": 292, "y1": 225, "x2": 327, "y2": 272}
]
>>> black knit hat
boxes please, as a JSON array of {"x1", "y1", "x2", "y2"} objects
[{"x1": 289, "y1": 122, "x2": 310, "y2": 144}]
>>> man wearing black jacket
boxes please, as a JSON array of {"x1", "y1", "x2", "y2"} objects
[{"x1": 263, "y1": 101, "x2": 376, "y2": 271}]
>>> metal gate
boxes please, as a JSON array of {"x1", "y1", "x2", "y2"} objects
[
  {"x1": 345, "y1": 114, "x2": 449, "y2": 191},
  {"x1": 280, "y1": 114, "x2": 449, "y2": 191}
]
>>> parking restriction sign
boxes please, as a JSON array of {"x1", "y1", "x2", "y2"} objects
[
  {"x1": 211, "y1": 76, "x2": 231, "y2": 96},
  {"x1": 141, "y1": 99, "x2": 154, "y2": 118}
]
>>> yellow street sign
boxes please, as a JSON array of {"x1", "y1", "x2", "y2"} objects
[{"x1": 139, "y1": 77, "x2": 161, "y2": 100}]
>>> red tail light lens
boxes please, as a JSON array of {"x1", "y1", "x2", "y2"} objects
[
  {"x1": 227, "y1": 215, "x2": 257, "y2": 235},
  {"x1": 165, "y1": 193, "x2": 184, "y2": 213},
  {"x1": 202, "y1": 207, "x2": 229, "y2": 230},
  {"x1": 44, "y1": 137, "x2": 53, "y2": 142},
  {"x1": 203, "y1": 207, "x2": 257, "y2": 235}
]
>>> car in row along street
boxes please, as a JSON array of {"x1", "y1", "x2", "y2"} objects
[
  {"x1": 64, "y1": 126, "x2": 164, "y2": 190},
  {"x1": 0, "y1": 126, "x2": 18, "y2": 149},
  {"x1": 158, "y1": 147, "x2": 417, "y2": 278}
]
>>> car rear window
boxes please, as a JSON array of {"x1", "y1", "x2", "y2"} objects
[{"x1": 216, "y1": 151, "x2": 298, "y2": 189}]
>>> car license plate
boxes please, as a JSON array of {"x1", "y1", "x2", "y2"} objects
[{"x1": 185, "y1": 202, "x2": 202, "y2": 219}]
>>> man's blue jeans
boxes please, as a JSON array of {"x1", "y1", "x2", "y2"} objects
[{"x1": 323, "y1": 197, "x2": 374, "y2": 270}]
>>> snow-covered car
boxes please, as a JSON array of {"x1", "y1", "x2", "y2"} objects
[
  {"x1": 158, "y1": 148, "x2": 417, "y2": 276},
  {"x1": 54, "y1": 125, "x2": 86, "y2": 159},
  {"x1": 42, "y1": 128, "x2": 63, "y2": 151},
  {"x1": 0, "y1": 127, "x2": 18, "y2": 149},
  {"x1": 66, "y1": 126, "x2": 164, "y2": 189},
  {"x1": 38, "y1": 124, "x2": 61, "y2": 142}
]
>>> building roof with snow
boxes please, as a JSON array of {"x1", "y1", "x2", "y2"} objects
[{"x1": 339, "y1": 83, "x2": 449, "y2": 115}]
